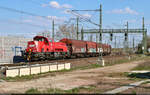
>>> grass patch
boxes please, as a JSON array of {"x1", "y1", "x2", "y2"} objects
[
  {"x1": 76, "y1": 64, "x2": 102, "y2": 70},
  {"x1": 108, "y1": 72, "x2": 127, "y2": 77},
  {"x1": 142, "y1": 81, "x2": 150, "y2": 84},
  {"x1": 25, "y1": 85, "x2": 97, "y2": 94},
  {"x1": 106, "y1": 55, "x2": 150, "y2": 67},
  {"x1": 131, "y1": 90, "x2": 137, "y2": 94},
  {"x1": 132, "y1": 61, "x2": 150, "y2": 71},
  {"x1": 26, "y1": 88, "x2": 41, "y2": 94},
  {"x1": 1, "y1": 75, "x2": 37, "y2": 81}
]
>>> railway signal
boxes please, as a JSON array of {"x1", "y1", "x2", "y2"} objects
[
  {"x1": 125, "y1": 21, "x2": 128, "y2": 41},
  {"x1": 125, "y1": 33, "x2": 128, "y2": 41},
  {"x1": 69, "y1": 4, "x2": 147, "y2": 55},
  {"x1": 82, "y1": 17, "x2": 147, "y2": 54},
  {"x1": 110, "y1": 33, "x2": 113, "y2": 41}
]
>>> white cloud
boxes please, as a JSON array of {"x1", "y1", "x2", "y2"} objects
[
  {"x1": 42, "y1": 1, "x2": 72, "y2": 9},
  {"x1": 50, "y1": 1, "x2": 60, "y2": 9},
  {"x1": 106, "y1": 7, "x2": 139, "y2": 15}
]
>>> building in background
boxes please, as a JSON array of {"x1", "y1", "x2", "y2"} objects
[{"x1": 0, "y1": 36, "x2": 32, "y2": 64}]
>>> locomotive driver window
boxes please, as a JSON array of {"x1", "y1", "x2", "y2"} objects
[{"x1": 42, "y1": 38, "x2": 44, "y2": 41}]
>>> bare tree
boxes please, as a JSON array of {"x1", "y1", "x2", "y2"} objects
[{"x1": 55, "y1": 24, "x2": 77, "y2": 41}]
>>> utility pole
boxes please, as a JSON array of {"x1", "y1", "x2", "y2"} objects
[
  {"x1": 99, "y1": 4, "x2": 103, "y2": 61},
  {"x1": 127, "y1": 21, "x2": 128, "y2": 33},
  {"x1": 142, "y1": 17, "x2": 147, "y2": 54},
  {"x1": 76, "y1": 17, "x2": 79, "y2": 40},
  {"x1": 133, "y1": 37, "x2": 135, "y2": 52},
  {"x1": 90, "y1": 34, "x2": 93, "y2": 41},
  {"x1": 52, "y1": 20, "x2": 54, "y2": 40},
  {"x1": 124, "y1": 21, "x2": 128, "y2": 54},
  {"x1": 126, "y1": 21, "x2": 130, "y2": 55},
  {"x1": 81, "y1": 27, "x2": 84, "y2": 40},
  {"x1": 115, "y1": 36, "x2": 117, "y2": 48},
  {"x1": 96, "y1": 35, "x2": 98, "y2": 43}
]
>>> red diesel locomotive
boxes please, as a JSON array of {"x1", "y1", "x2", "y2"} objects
[{"x1": 22, "y1": 36, "x2": 111, "y2": 61}]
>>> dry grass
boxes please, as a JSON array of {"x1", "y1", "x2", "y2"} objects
[{"x1": 132, "y1": 61, "x2": 150, "y2": 70}]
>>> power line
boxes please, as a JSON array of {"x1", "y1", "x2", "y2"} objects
[
  {"x1": 69, "y1": 10, "x2": 99, "y2": 26},
  {"x1": 0, "y1": 19, "x2": 48, "y2": 29},
  {"x1": 72, "y1": 9, "x2": 99, "y2": 11},
  {"x1": 0, "y1": 6, "x2": 50, "y2": 20}
]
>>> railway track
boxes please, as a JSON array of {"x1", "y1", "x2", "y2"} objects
[
  {"x1": 0, "y1": 56, "x2": 96, "y2": 67},
  {"x1": 0, "y1": 57, "x2": 98, "y2": 67},
  {"x1": 0, "y1": 54, "x2": 127, "y2": 68}
]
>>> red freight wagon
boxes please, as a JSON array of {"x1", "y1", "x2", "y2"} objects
[
  {"x1": 102, "y1": 44, "x2": 107, "y2": 54},
  {"x1": 96, "y1": 43, "x2": 107, "y2": 55},
  {"x1": 104, "y1": 44, "x2": 111, "y2": 54},
  {"x1": 97, "y1": 43, "x2": 111, "y2": 55},
  {"x1": 86, "y1": 41, "x2": 97, "y2": 54},
  {"x1": 60, "y1": 38, "x2": 87, "y2": 57},
  {"x1": 107, "y1": 45, "x2": 111, "y2": 54}
]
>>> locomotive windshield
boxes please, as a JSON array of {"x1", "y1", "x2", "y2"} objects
[
  {"x1": 33, "y1": 36, "x2": 49, "y2": 44},
  {"x1": 34, "y1": 38, "x2": 44, "y2": 41}
]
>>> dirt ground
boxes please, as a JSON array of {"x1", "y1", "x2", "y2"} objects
[
  {"x1": 0, "y1": 57, "x2": 147, "y2": 94},
  {"x1": 63, "y1": 55, "x2": 130, "y2": 68},
  {"x1": 121, "y1": 82, "x2": 150, "y2": 94}
]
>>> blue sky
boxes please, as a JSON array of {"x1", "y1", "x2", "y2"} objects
[{"x1": 0, "y1": 0, "x2": 149, "y2": 47}]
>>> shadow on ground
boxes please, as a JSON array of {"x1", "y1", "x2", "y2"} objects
[{"x1": 128, "y1": 72, "x2": 150, "y2": 79}]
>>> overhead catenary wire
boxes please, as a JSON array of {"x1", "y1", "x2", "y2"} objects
[
  {"x1": 0, "y1": 19, "x2": 48, "y2": 29},
  {"x1": 0, "y1": 6, "x2": 51, "y2": 20},
  {"x1": 68, "y1": 10, "x2": 99, "y2": 26}
]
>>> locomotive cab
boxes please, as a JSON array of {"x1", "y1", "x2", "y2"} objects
[{"x1": 26, "y1": 41, "x2": 37, "y2": 52}]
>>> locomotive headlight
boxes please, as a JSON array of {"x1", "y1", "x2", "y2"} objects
[{"x1": 29, "y1": 49, "x2": 32, "y2": 51}]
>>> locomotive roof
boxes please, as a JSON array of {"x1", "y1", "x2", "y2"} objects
[{"x1": 33, "y1": 36, "x2": 49, "y2": 42}]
